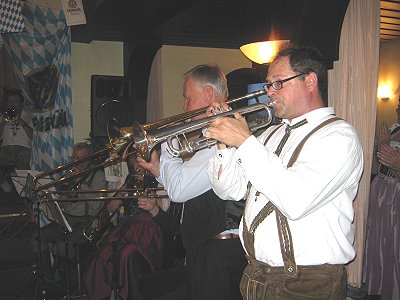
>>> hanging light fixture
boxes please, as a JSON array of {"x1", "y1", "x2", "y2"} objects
[{"x1": 240, "y1": 40, "x2": 290, "y2": 65}]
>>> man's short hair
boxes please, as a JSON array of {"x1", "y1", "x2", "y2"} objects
[
  {"x1": 273, "y1": 47, "x2": 328, "y2": 102},
  {"x1": 73, "y1": 142, "x2": 93, "y2": 155},
  {"x1": 184, "y1": 64, "x2": 229, "y2": 99}
]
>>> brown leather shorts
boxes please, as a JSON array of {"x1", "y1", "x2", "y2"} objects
[{"x1": 240, "y1": 256, "x2": 347, "y2": 300}]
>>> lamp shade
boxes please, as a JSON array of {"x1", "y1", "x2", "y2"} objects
[{"x1": 240, "y1": 40, "x2": 289, "y2": 64}]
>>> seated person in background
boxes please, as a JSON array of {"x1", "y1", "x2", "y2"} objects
[
  {"x1": 104, "y1": 150, "x2": 129, "y2": 191},
  {"x1": 137, "y1": 193, "x2": 186, "y2": 300},
  {"x1": 0, "y1": 89, "x2": 33, "y2": 192},
  {"x1": 30, "y1": 142, "x2": 107, "y2": 282},
  {"x1": 83, "y1": 155, "x2": 166, "y2": 300}
]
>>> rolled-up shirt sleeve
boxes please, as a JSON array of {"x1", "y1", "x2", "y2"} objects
[
  {"x1": 208, "y1": 141, "x2": 250, "y2": 201},
  {"x1": 156, "y1": 140, "x2": 215, "y2": 203}
]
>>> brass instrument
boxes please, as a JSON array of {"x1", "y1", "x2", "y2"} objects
[
  {"x1": 108, "y1": 86, "x2": 272, "y2": 161},
  {"x1": 0, "y1": 108, "x2": 19, "y2": 123},
  {"x1": 32, "y1": 150, "x2": 124, "y2": 192},
  {"x1": 28, "y1": 86, "x2": 272, "y2": 204},
  {"x1": 82, "y1": 174, "x2": 166, "y2": 241}
]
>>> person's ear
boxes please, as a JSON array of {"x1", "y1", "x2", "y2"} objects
[
  {"x1": 306, "y1": 72, "x2": 317, "y2": 89},
  {"x1": 203, "y1": 85, "x2": 214, "y2": 103}
]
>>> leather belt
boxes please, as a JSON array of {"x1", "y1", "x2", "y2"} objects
[
  {"x1": 213, "y1": 233, "x2": 239, "y2": 240},
  {"x1": 378, "y1": 165, "x2": 396, "y2": 178}
]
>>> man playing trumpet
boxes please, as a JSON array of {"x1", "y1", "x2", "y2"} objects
[
  {"x1": 0, "y1": 89, "x2": 33, "y2": 193},
  {"x1": 206, "y1": 47, "x2": 364, "y2": 300}
]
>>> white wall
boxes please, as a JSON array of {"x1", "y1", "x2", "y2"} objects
[
  {"x1": 71, "y1": 43, "x2": 251, "y2": 141},
  {"x1": 71, "y1": 41, "x2": 123, "y2": 143}
]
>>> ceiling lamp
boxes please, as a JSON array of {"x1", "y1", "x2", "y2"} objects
[{"x1": 240, "y1": 40, "x2": 290, "y2": 65}]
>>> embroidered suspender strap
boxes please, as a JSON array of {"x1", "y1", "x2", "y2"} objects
[
  {"x1": 275, "y1": 116, "x2": 342, "y2": 277},
  {"x1": 242, "y1": 116, "x2": 342, "y2": 277},
  {"x1": 242, "y1": 201, "x2": 275, "y2": 258},
  {"x1": 286, "y1": 117, "x2": 342, "y2": 168},
  {"x1": 275, "y1": 209, "x2": 297, "y2": 276},
  {"x1": 263, "y1": 124, "x2": 285, "y2": 146}
]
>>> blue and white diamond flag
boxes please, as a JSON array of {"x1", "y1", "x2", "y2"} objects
[
  {"x1": 1, "y1": 2, "x2": 74, "y2": 226},
  {"x1": 0, "y1": 0, "x2": 25, "y2": 33}
]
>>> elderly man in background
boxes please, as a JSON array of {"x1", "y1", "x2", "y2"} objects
[{"x1": 138, "y1": 64, "x2": 246, "y2": 300}]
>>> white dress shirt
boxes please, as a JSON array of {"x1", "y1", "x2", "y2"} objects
[
  {"x1": 208, "y1": 107, "x2": 364, "y2": 266},
  {"x1": 157, "y1": 138, "x2": 216, "y2": 203},
  {"x1": 2, "y1": 109, "x2": 33, "y2": 148}
]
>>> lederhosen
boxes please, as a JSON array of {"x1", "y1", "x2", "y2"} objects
[{"x1": 240, "y1": 117, "x2": 348, "y2": 300}]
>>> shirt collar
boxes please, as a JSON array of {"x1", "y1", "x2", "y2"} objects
[{"x1": 282, "y1": 107, "x2": 335, "y2": 126}]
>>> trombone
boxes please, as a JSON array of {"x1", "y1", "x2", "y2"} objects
[
  {"x1": 29, "y1": 86, "x2": 272, "y2": 198},
  {"x1": 108, "y1": 85, "x2": 273, "y2": 161}
]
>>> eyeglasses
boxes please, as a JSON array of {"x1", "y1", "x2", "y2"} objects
[{"x1": 265, "y1": 73, "x2": 308, "y2": 91}]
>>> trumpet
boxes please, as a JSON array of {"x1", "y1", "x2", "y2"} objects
[
  {"x1": 0, "y1": 108, "x2": 19, "y2": 123},
  {"x1": 108, "y1": 86, "x2": 273, "y2": 161}
]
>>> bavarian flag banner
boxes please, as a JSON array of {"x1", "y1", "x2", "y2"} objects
[
  {"x1": 1, "y1": 2, "x2": 74, "y2": 173},
  {"x1": 0, "y1": 0, "x2": 25, "y2": 33}
]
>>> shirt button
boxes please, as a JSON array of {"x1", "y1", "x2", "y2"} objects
[
  {"x1": 238, "y1": 158, "x2": 242, "y2": 163},
  {"x1": 218, "y1": 153, "x2": 222, "y2": 158}
]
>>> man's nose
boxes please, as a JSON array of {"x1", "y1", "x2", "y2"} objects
[{"x1": 266, "y1": 85, "x2": 276, "y2": 97}]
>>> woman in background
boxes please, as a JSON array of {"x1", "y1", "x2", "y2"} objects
[
  {"x1": 84, "y1": 155, "x2": 165, "y2": 300},
  {"x1": 363, "y1": 98, "x2": 400, "y2": 300}
]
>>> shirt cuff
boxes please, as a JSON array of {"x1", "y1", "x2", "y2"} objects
[{"x1": 235, "y1": 135, "x2": 259, "y2": 165}]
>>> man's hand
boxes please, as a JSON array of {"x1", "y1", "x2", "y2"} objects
[
  {"x1": 206, "y1": 100, "x2": 230, "y2": 117},
  {"x1": 205, "y1": 112, "x2": 251, "y2": 148},
  {"x1": 137, "y1": 197, "x2": 159, "y2": 217},
  {"x1": 136, "y1": 149, "x2": 161, "y2": 177}
]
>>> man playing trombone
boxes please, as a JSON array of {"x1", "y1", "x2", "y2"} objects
[{"x1": 137, "y1": 64, "x2": 247, "y2": 300}]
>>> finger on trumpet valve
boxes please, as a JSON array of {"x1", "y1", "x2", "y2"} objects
[{"x1": 212, "y1": 106, "x2": 223, "y2": 115}]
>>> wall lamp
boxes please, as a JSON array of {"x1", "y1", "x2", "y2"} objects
[
  {"x1": 240, "y1": 40, "x2": 290, "y2": 65},
  {"x1": 377, "y1": 84, "x2": 393, "y2": 101}
]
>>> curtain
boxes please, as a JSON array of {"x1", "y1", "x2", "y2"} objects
[
  {"x1": 328, "y1": 0, "x2": 380, "y2": 288},
  {"x1": 147, "y1": 48, "x2": 163, "y2": 122}
]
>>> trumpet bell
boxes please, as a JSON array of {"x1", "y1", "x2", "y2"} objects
[{"x1": 1, "y1": 108, "x2": 19, "y2": 123}]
